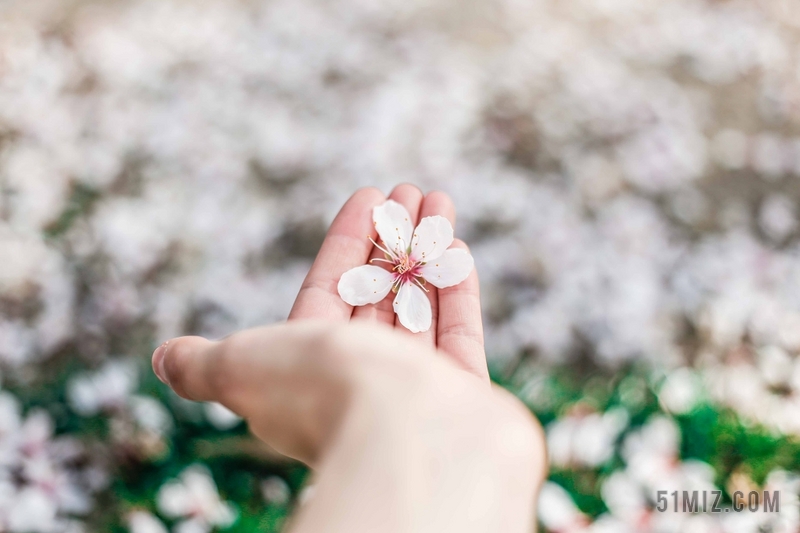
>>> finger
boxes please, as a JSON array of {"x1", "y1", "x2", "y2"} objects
[
  {"x1": 402, "y1": 191, "x2": 455, "y2": 346},
  {"x1": 351, "y1": 184, "x2": 424, "y2": 325},
  {"x1": 436, "y1": 239, "x2": 488, "y2": 382},
  {"x1": 289, "y1": 187, "x2": 386, "y2": 321},
  {"x1": 152, "y1": 322, "x2": 352, "y2": 464}
]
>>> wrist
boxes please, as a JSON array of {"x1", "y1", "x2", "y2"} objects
[{"x1": 304, "y1": 349, "x2": 544, "y2": 533}]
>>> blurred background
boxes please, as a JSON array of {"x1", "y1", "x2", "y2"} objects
[{"x1": 2, "y1": 0, "x2": 800, "y2": 531}]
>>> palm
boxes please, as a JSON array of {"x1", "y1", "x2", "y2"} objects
[{"x1": 288, "y1": 185, "x2": 488, "y2": 381}]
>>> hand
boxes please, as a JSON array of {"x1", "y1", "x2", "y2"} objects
[
  {"x1": 288, "y1": 185, "x2": 488, "y2": 381},
  {"x1": 151, "y1": 186, "x2": 545, "y2": 533},
  {"x1": 152, "y1": 320, "x2": 544, "y2": 533}
]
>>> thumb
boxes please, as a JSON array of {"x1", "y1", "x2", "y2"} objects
[
  {"x1": 150, "y1": 321, "x2": 357, "y2": 464},
  {"x1": 152, "y1": 335, "x2": 222, "y2": 402}
]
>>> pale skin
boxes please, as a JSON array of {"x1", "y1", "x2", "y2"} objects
[{"x1": 151, "y1": 185, "x2": 546, "y2": 532}]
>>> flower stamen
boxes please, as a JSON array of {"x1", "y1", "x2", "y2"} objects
[
  {"x1": 413, "y1": 277, "x2": 429, "y2": 293},
  {"x1": 368, "y1": 235, "x2": 398, "y2": 260}
]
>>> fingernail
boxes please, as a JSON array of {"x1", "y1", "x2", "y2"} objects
[{"x1": 152, "y1": 341, "x2": 170, "y2": 385}]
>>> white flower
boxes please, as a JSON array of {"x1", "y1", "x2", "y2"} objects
[
  {"x1": 129, "y1": 395, "x2": 173, "y2": 435},
  {"x1": 126, "y1": 511, "x2": 168, "y2": 533},
  {"x1": 6, "y1": 486, "x2": 58, "y2": 533},
  {"x1": 203, "y1": 402, "x2": 241, "y2": 431},
  {"x1": 156, "y1": 465, "x2": 236, "y2": 533},
  {"x1": 547, "y1": 407, "x2": 629, "y2": 468},
  {"x1": 658, "y1": 368, "x2": 702, "y2": 415},
  {"x1": 66, "y1": 360, "x2": 138, "y2": 417},
  {"x1": 537, "y1": 482, "x2": 590, "y2": 533},
  {"x1": 600, "y1": 471, "x2": 649, "y2": 525},
  {"x1": 261, "y1": 476, "x2": 291, "y2": 506},
  {"x1": 622, "y1": 416, "x2": 717, "y2": 497},
  {"x1": 758, "y1": 194, "x2": 797, "y2": 242},
  {"x1": 337, "y1": 200, "x2": 474, "y2": 333}
]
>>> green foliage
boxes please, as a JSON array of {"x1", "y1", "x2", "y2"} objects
[
  {"x1": 493, "y1": 358, "x2": 800, "y2": 520},
  {"x1": 6, "y1": 342, "x2": 799, "y2": 530}
]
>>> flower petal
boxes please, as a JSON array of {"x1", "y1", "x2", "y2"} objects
[
  {"x1": 419, "y1": 248, "x2": 474, "y2": 289},
  {"x1": 337, "y1": 265, "x2": 395, "y2": 306},
  {"x1": 373, "y1": 200, "x2": 414, "y2": 256},
  {"x1": 392, "y1": 282, "x2": 432, "y2": 333},
  {"x1": 410, "y1": 216, "x2": 453, "y2": 263}
]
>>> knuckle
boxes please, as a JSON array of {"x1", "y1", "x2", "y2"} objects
[
  {"x1": 307, "y1": 323, "x2": 422, "y2": 384},
  {"x1": 438, "y1": 320, "x2": 482, "y2": 342}
]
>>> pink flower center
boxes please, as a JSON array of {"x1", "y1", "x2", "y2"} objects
[
  {"x1": 367, "y1": 235, "x2": 428, "y2": 293},
  {"x1": 393, "y1": 253, "x2": 422, "y2": 285}
]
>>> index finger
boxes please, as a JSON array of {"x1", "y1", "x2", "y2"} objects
[{"x1": 289, "y1": 187, "x2": 386, "y2": 321}]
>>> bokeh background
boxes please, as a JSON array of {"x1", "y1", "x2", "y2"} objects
[{"x1": 2, "y1": 0, "x2": 800, "y2": 531}]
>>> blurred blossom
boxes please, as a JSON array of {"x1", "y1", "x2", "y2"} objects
[
  {"x1": 6, "y1": 487, "x2": 59, "y2": 533},
  {"x1": 66, "y1": 360, "x2": 138, "y2": 416},
  {"x1": 297, "y1": 485, "x2": 315, "y2": 506},
  {"x1": 618, "y1": 124, "x2": 707, "y2": 193},
  {"x1": 758, "y1": 194, "x2": 797, "y2": 242},
  {"x1": 3, "y1": 0, "x2": 800, "y2": 383},
  {"x1": 600, "y1": 471, "x2": 650, "y2": 528},
  {"x1": 752, "y1": 133, "x2": 787, "y2": 180},
  {"x1": 588, "y1": 415, "x2": 730, "y2": 533},
  {"x1": 203, "y1": 402, "x2": 241, "y2": 431},
  {"x1": 763, "y1": 470, "x2": 800, "y2": 531},
  {"x1": 261, "y1": 476, "x2": 291, "y2": 506},
  {"x1": 790, "y1": 137, "x2": 800, "y2": 177},
  {"x1": 658, "y1": 368, "x2": 702, "y2": 415},
  {"x1": 622, "y1": 416, "x2": 716, "y2": 497},
  {"x1": 3, "y1": 0, "x2": 800, "y2": 529},
  {"x1": 547, "y1": 407, "x2": 628, "y2": 468},
  {"x1": 156, "y1": 465, "x2": 236, "y2": 533},
  {"x1": 719, "y1": 469, "x2": 800, "y2": 533},
  {"x1": 127, "y1": 511, "x2": 168, "y2": 533},
  {"x1": 707, "y1": 356, "x2": 800, "y2": 435},
  {"x1": 0, "y1": 396, "x2": 98, "y2": 532},
  {"x1": 537, "y1": 482, "x2": 589, "y2": 533},
  {"x1": 757, "y1": 345, "x2": 794, "y2": 388},
  {"x1": 129, "y1": 396, "x2": 173, "y2": 435}
]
